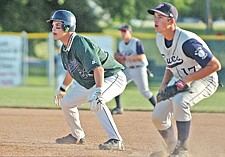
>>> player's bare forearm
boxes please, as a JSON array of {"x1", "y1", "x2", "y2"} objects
[
  {"x1": 182, "y1": 57, "x2": 221, "y2": 84},
  {"x1": 93, "y1": 66, "x2": 104, "y2": 88},
  {"x1": 63, "y1": 71, "x2": 73, "y2": 86},
  {"x1": 125, "y1": 54, "x2": 146, "y2": 62},
  {"x1": 159, "y1": 68, "x2": 173, "y2": 91}
]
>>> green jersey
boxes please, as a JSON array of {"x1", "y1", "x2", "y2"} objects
[{"x1": 61, "y1": 33, "x2": 124, "y2": 89}]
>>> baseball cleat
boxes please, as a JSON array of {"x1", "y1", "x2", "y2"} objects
[
  {"x1": 56, "y1": 134, "x2": 86, "y2": 144},
  {"x1": 111, "y1": 107, "x2": 124, "y2": 115},
  {"x1": 99, "y1": 139, "x2": 124, "y2": 150},
  {"x1": 168, "y1": 140, "x2": 189, "y2": 157}
]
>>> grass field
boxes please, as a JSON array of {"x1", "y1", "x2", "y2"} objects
[{"x1": 1, "y1": 84, "x2": 224, "y2": 113}]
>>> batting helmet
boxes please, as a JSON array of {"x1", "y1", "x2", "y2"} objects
[{"x1": 47, "y1": 10, "x2": 76, "y2": 32}]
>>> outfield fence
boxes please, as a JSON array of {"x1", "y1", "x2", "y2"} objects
[{"x1": 0, "y1": 32, "x2": 224, "y2": 87}]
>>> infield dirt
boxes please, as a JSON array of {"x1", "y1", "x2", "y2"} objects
[{"x1": 0, "y1": 108, "x2": 224, "y2": 157}]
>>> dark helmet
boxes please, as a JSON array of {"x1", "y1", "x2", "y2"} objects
[{"x1": 47, "y1": 10, "x2": 76, "y2": 32}]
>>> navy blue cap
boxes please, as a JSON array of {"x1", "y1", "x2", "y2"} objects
[
  {"x1": 118, "y1": 24, "x2": 132, "y2": 31},
  {"x1": 148, "y1": 2, "x2": 178, "y2": 20}
]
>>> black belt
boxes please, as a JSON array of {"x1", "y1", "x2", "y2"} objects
[{"x1": 128, "y1": 65, "x2": 143, "y2": 69}]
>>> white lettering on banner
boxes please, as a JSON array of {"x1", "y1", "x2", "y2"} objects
[{"x1": 0, "y1": 36, "x2": 22, "y2": 86}]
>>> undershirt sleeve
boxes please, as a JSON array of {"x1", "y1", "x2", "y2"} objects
[
  {"x1": 182, "y1": 38, "x2": 213, "y2": 68},
  {"x1": 136, "y1": 40, "x2": 145, "y2": 55}
]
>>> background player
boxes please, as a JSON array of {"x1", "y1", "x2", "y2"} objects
[
  {"x1": 147, "y1": 2, "x2": 221, "y2": 157},
  {"x1": 48, "y1": 10, "x2": 127, "y2": 150},
  {"x1": 112, "y1": 24, "x2": 156, "y2": 115}
]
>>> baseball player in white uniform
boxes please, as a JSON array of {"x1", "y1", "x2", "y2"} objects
[
  {"x1": 147, "y1": 2, "x2": 221, "y2": 157},
  {"x1": 48, "y1": 10, "x2": 127, "y2": 150},
  {"x1": 112, "y1": 24, "x2": 156, "y2": 115}
]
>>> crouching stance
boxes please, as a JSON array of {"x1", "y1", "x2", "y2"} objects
[
  {"x1": 48, "y1": 10, "x2": 126, "y2": 150},
  {"x1": 147, "y1": 2, "x2": 221, "y2": 157}
]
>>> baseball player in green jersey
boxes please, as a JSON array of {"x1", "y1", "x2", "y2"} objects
[
  {"x1": 147, "y1": 2, "x2": 221, "y2": 157},
  {"x1": 47, "y1": 10, "x2": 126, "y2": 150}
]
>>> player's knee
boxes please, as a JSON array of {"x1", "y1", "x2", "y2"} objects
[
  {"x1": 152, "y1": 114, "x2": 161, "y2": 128},
  {"x1": 152, "y1": 111, "x2": 168, "y2": 130}
]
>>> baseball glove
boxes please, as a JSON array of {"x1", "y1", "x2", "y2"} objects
[
  {"x1": 114, "y1": 53, "x2": 126, "y2": 64},
  {"x1": 156, "y1": 80, "x2": 189, "y2": 102}
]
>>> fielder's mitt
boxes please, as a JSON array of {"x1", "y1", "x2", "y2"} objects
[
  {"x1": 114, "y1": 53, "x2": 126, "y2": 64},
  {"x1": 156, "y1": 80, "x2": 189, "y2": 102}
]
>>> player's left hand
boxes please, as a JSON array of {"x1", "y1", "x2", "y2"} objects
[
  {"x1": 88, "y1": 87, "x2": 105, "y2": 112},
  {"x1": 54, "y1": 89, "x2": 66, "y2": 106},
  {"x1": 156, "y1": 79, "x2": 189, "y2": 102},
  {"x1": 54, "y1": 85, "x2": 69, "y2": 106}
]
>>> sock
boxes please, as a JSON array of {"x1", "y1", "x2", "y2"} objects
[
  {"x1": 149, "y1": 96, "x2": 156, "y2": 107},
  {"x1": 158, "y1": 125, "x2": 176, "y2": 151},
  {"x1": 115, "y1": 95, "x2": 121, "y2": 108},
  {"x1": 176, "y1": 121, "x2": 191, "y2": 141}
]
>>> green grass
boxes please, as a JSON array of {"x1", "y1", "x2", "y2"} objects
[
  {"x1": 0, "y1": 86, "x2": 55, "y2": 109},
  {"x1": 0, "y1": 85, "x2": 224, "y2": 113}
]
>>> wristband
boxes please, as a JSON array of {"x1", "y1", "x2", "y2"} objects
[{"x1": 60, "y1": 84, "x2": 69, "y2": 92}]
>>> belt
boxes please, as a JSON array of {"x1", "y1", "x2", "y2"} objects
[{"x1": 128, "y1": 65, "x2": 143, "y2": 69}]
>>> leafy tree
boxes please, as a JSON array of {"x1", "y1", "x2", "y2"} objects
[
  {"x1": 0, "y1": 0, "x2": 225, "y2": 33},
  {"x1": 0, "y1": 0, "x2": 101, "y2": 32},
  {"x1": 93, "y1": 0, "x2": 136, "y2": 23},
  {"x1": 211, "y1": 0, "x2": 225, "y2": 20},
  {"x1": 93, "y1": 0, "x2": 225, "y2": 25}
]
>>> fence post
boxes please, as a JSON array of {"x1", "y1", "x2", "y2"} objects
[
  {"x1": 48, "y1": 32, "x2": 55, "y2": 87},
  {"x1": 21, "y1": 31, "x2": 28, "y2": 86}
]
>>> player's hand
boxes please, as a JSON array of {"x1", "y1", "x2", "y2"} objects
[
  {"x1": 87, "y1": 87, "x2": 105, "y2": 112},
  {"x1": 54, "y1": 86, "x2": 68, "y2": 106}
]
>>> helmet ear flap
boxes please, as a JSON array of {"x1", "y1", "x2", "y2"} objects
[
  {"x1": 65, "y1": 26, "x2": 70, "y2": 32},
  {"x1": 62, "y1": 24, "x2": 70, "y2": 32}
]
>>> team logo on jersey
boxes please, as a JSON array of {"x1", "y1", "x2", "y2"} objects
[
  {"x1": 66, "y1": 59, "x2": 80, "y2": 74},
  {"x1": 165, "y1": 55, "x2": 184, "y2": 68},
  {"x1": 92, "y1": 60, "x2": 97, "y2": 64},
  {"x1": 78, "y1": 68, "x2": 89, "y2": 79},
  {"x1": 195, "y1": 47, "x2": 207, "y2": 59}
]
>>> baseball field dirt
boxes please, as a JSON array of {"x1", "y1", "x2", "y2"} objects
[{"x1": 0, "y1": 108, "x2": 224, "y2": 157}]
